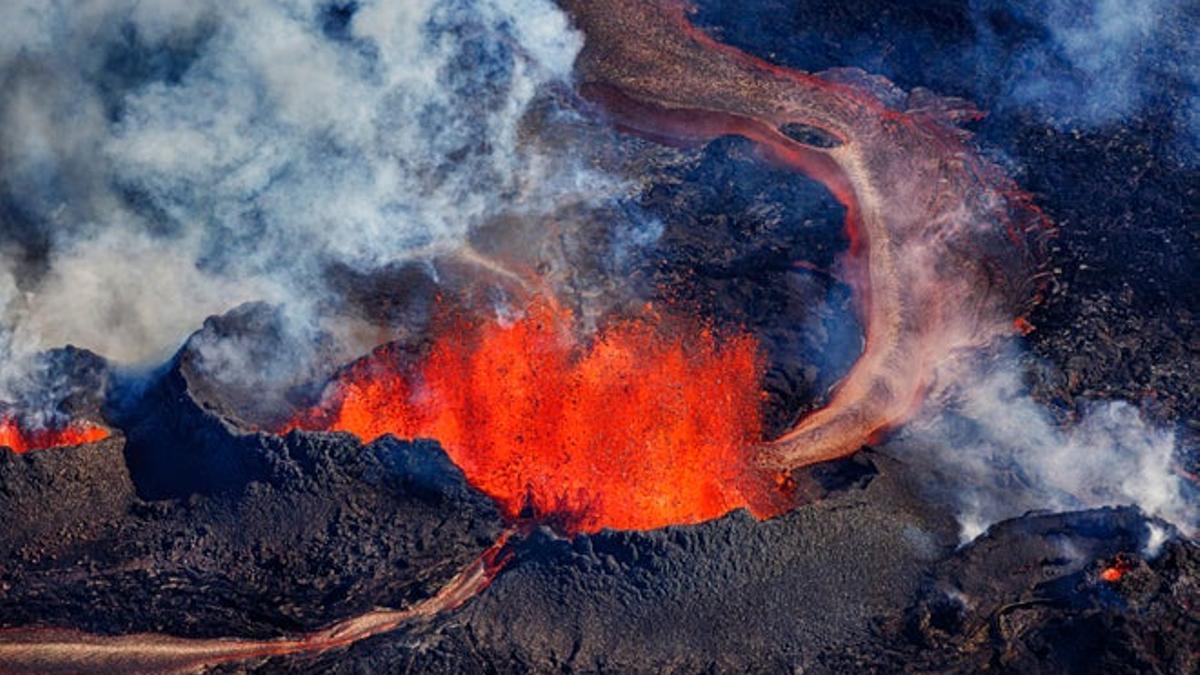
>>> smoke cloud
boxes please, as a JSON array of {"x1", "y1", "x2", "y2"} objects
[
  {"x1": 0, "y1": 0, "x2": 616, "y2": 399},
  {"x1": 890, "y1": 347, "x2": 1197, "y2": 543}
]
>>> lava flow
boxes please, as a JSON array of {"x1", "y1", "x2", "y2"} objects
[
  {"x1": 0, "y1": 530, "x2": 513, "y2": 674},
  {"x1": 562, "y1": 0, "x2": 1052, "y2": 470},
  {"x1": 0, "y1": 416, "x2": 109, "y2": 454},
  {"x1": 287, "y1": 299, "x2": 792, "y2": 533},
  {"x1": 285, "y1": 0, "x2": 1052, "y2": 530}
]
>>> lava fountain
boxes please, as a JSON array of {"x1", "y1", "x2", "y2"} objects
[
  {"x1": 287, "y1": 299, "x2": 793, "y2": 533},
  {"x1": 287, "y1": 0, "x2": 1054, "y2": 531}
]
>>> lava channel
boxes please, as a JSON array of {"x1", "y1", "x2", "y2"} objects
[
  {"x1": 287, "y1": 299, "x2": 794, "y2": 534},
  {"x1": 561, "y1": 0, "x2": 1052, "y2": 470},
  {"x1": 0, "y1": 531, "x2": 512, "y2": 674}
]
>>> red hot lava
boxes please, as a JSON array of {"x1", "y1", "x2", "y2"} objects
[
  {"x1": 0, "y1": 416, "x2": 109, "y2": 454},
  {"x1": 287, "y1": 300, "x2": 792, "y2": 533},
  {"x1": 1100, "y1": 554, "x2": 1136, "y2": 583},
  {"x1": 561, "y1": 0, "x2": 1052, "y2": 471},
  {"x1": 287, "y1": 0, "x2": 1053, "y2": 531}
]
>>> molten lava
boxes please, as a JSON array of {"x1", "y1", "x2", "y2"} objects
[
  {"x1": 561, "y1": 0, "x2": 1052, "y2": 471},
  {"x1": 1100, "y1": 554, "x2": 1135, "y2": 583},
  {"x1": 288, "y1": 300, "x2": 791, "y2": 533},
  {"x1": 0, "y1": 416, "x2": 109, "y2": 454}
]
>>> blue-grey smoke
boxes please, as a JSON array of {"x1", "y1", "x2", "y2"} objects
[
  {"x1": 971, "y1": 0, "x2": 1200, "y2": 157},
  {"x1": 0, "y1": 0, "x2": 617, "y2": 389}
]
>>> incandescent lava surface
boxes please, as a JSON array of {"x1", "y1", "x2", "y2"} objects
[
  {"x1": 0, "y1": 416, "x2": 109, "y2": 454},
  {"x1": 286, "y1": 299, "x2": 793, "y2": 533}
]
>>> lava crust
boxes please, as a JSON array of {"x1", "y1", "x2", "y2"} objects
[{"x1": 562, "y1": 0, "x2": 1052, "y2": 470}]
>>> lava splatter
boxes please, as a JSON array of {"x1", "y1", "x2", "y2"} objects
[{"x1": 287, "y1": 299, "x2": 791, "y2": 533}]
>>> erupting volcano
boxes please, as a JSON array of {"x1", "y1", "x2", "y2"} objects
[
  {"x1": 0, "y1": 0, "x2": 1195, "y2": 672},
  {"x1": 563, "y1": 0, "x2": 1052, "y2": 471},
  {"x1": 0, "y1": 416, "x2": 109, "y2": 454},
  {"x1": 287, "y1": 299, "x2": 791, "y2": 533}
]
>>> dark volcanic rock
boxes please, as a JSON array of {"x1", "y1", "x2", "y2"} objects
[
  {"x1": 114, "y1": 302, "x2": 343, "y2": 499},
  {"x1": 0, "y1": 347, "x2": 130, "y2": 558},
  {"x1": 229, "y1": 501, "x2": 1200, "y2": 674},
  {"x1": 891, "y1": 508, "x2": 1200, "y2": 674},
  {"x1": 0, "y1": 432, "x2": 505, "y2": 639},
  {"x1": 0, "y1": 435, "x2": 133, "y2": 560},
  {"x1": 1, "y1": 345, "x2": 111, "y2": 427},
  {"x1": 242, "y1": 452, "x2": 963, "y2": 672},
  {"x1": 171, "y1": 302, "x2": 335, "y2": 431},
  {"x1": 446, "y1": 457, "x2": 951, "y2": 672},
  {"x1": 637, "y1": 136, "x2": 861, "y2": 437},
  {"x1": 0, "y1": 316, "x2": 506, "y2": 640}
]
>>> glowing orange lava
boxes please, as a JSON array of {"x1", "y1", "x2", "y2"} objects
[
  {"x1": 287, "y1": 300, "x2": 791, "y2": 533},
  {"x1": 0, "y1": 416, "x2": 109, "y2": 454},
  {"x1": 1100, "y1": 555, "x2": 1135, "y2": 583}
]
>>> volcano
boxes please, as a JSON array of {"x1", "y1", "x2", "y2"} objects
[{"x1": 1, "y1": 0, "x2": 1197, "y2": 673}]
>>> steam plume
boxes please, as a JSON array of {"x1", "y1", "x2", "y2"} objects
[
  {"x1": 890, "y1": 348, "x2": 1197, "y2": 542},
  {"x1": 970, "y1": 0, "x2": 1200, "y2": 158},
  {"x1": 0, "y1": 0, "x2": 611, "y2": 399}
]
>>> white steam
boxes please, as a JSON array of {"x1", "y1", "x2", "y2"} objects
[
  {"x1": 890, "y1": 349, "x2": 1197, "y2": 542},
  {"x1": 972, "y1": 0, "x2": 1200, "y2": 157},
  {"x1": 0, "y1": 0, "x2": 614, "y2": 397}
]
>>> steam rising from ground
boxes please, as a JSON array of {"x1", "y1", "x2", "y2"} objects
[
  {"x1": 0, "y1": 0, "x2": 608, "y2": 390},
  {"x1": 970, "y1": 0, "x2": 1200, "y2": 158},
  {"x1": 891, "y1": 349, "x2": 1197, "y2": 543}
]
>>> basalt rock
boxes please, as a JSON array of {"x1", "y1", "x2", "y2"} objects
[
  {"x1": 1, "y1": 315, "x2": 506, "y2": 640},
  {"x1": 0, "y1": 434, "x2": 133, "y2": 561},
  {"x1": 0, "y1": 428, "x2": 505, "y2": 640},
  {"x1": 224, "y1": 463, "x2": 1200, "y2": 674},
  {"x1": 890, "y1": 508, "x2": 1199, "y2": 674}
]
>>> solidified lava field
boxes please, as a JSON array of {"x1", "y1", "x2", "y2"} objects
[{"x1": 0, "y1": 1, "x2": 1197, "y2": 673}]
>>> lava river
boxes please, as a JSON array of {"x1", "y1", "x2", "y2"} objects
[{"x1": 561, "y1": 0, "x2": 1051, "y2": 470}]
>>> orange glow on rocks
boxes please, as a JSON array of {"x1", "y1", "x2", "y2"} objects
[
  {"x1": 1100, "y1": 555, "x2": 1135, "y2": 583},
  {"x1": 287, "y1": 300, "x2": 792, "y2": 533},
  {"x1": 0, "y1": 416, "x2": 110, "y2": 454}
]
